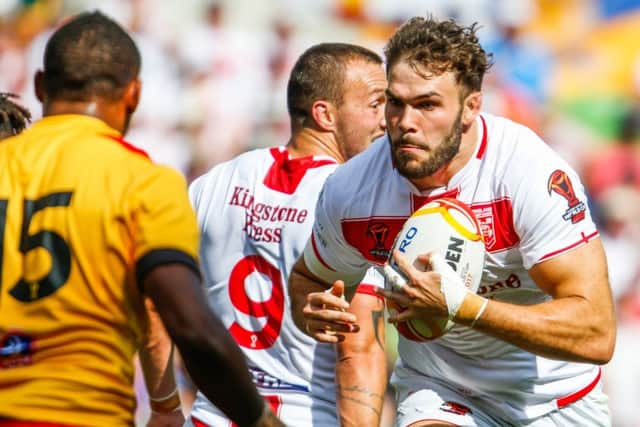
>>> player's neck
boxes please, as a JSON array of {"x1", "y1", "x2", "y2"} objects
[
  {"x1": 286, "y1": 127, "x2": 345, "y2": 162},
  {"x1": 409, "y1": 118, "x2": 479, "y2": 191},
  {"x1": 43, "y1": 99, "x2": 127, "y2": 134}
]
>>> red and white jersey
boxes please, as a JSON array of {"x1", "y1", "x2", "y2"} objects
[
  {"x1": 304, "y1": 113, "x2": 602, "y2": 420},
  {"x1": 188, "y1": 146, "x2": 379, "y2": 425}
]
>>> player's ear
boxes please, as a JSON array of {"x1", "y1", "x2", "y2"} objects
[
  {"x1": 123, "y1": 78, "x2": 141, "y2": 115},
  {"x1": 461, "y1": 91, "x2": 482, "y2": 128},
  {"x1": 310, "y1": 100, "x2": 336, "y2": 132},
  {"x1": 34, "y1": 70, "x2": 46, "y2": 103}
]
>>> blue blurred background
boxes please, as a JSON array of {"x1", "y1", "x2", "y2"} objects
[{"x1": 2, "y1": 1, "x2": 639, "y2": 426}]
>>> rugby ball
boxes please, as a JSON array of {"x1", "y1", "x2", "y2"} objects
[{"x1": 384, "y1": 198, "x2": 485, "y2": 341}]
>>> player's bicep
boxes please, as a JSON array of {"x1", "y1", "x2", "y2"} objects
[{"x1": 529, "y1": 238, "x2": 611, "y2": 302}]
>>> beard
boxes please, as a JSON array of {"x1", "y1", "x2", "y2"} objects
[{"x1": 389, "y1": 109, "x2": 463, "y2": 180}]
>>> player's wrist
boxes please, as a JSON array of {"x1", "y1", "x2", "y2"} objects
[
  {"x1": 453, "y1": 292, "x2": 488, "y2": 327},
  {"x1": 149, "y1": 387, "x2": 181, "y2": 414},
  {"x1": 432, "y1": 255, "x2": 469, "y2": 319}
]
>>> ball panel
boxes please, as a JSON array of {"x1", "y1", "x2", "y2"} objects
[
  {"x1": 387, "y1": 299, "x2": 449, "y2": 342},
  {"x1": 385, "y1": 197, "x2": 486, "y2": 341}
]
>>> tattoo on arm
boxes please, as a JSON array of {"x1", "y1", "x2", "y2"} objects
[{"x1": 336, "y1": 385, "x2": 384, "y2": 416}]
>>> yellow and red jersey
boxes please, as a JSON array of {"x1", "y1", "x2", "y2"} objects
[{"x1": 0, "y1": 115, "x2": 200, "y2": 426}]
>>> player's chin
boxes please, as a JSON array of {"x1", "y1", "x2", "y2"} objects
[{"x1": 393, "y1": 152, "x2": 424, "y2": 170}]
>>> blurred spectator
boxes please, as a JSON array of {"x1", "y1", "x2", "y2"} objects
[
  {"x1": 179, "y1": 1, "x2": 270, "y2": 175},
  {"x1": 0, "y1": 29, "x2": 28, "y2": 94},
  {"x1": 585, "y1": 103, "x2": 640, "y2": 202},
  {"x1": 599, "y1": 186, "x2": 640, "y2": 427}
]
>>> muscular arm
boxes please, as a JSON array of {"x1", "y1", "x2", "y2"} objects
[
  {"x1": 289, "y1": 257, "x2": 359, "y2": 343},
  {"x1": 144, "y1": 263, "x2": 283, "y2": 427},
  {"x1": 289, "y1": 257, "x2": 387, "y2": 425},
  {"x1": 336, "y1": 292, "x2": 387, "y2": 427},
  {"x1": 464, "y1": 238, "x2": 616, "y2": 364},
  {"x1": 139, "y1": 297, "x2": 184, "y2": 425},
  {"x1": 385, "y1": 239, "x2": 616, "y2": 364},
  {"x1": 140, "y1": 298, "x2": 179, "y2": 399}
]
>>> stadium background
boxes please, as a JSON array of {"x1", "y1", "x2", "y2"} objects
[{"x1": 2, "y1": 0, "x2": 639, "y2": 426}]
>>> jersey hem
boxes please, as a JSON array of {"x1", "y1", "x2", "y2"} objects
[{"x1": 555, "y1": 367, "x2": 601, "y2": 408}]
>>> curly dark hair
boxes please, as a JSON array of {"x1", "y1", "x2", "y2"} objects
[
  {"x1": 384, "y1": 16, "x2": 492, "y2": 97},
  {"x1": 0, "y1": 92, "x2": 31, "y2": 139}
]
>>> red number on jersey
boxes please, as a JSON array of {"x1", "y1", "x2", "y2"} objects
[{"x1": 228, "y1": 255, "x2": 284, "y2": 349}]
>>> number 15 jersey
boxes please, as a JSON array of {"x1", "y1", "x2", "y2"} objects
[
  {"x1": 189, "y1": 147, "x2": 345, "y2": 424},
  {"x1": 0, "y1": 115, "x2": 200, "y2": 427}
]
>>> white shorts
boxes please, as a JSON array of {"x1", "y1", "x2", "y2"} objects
[
  {"x1": 186, "y1": 388, "x2": 337, "y2": 427},
  {"x1": 393, "y1": 368, "x2": 611, "y2": 427}
]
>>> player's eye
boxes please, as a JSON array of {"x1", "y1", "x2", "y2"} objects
[{"x1": 416, "y1": 101, "x2": 436, "y2": 110}]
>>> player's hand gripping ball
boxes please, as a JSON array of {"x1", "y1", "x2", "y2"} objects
[{"x1": 383, "y1": 198, "x2": 485, "y2": 341}]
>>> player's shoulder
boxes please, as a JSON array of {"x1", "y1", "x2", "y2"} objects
[
  {"x1": 189, "y1": 146, "x2": 275, "y2": 203},
  {"x1": 323, "y1": 137, "x2": 390, "y2": 199},
  {"x1": 482, "y1": 113, "x2": 565, "y2": 179}
]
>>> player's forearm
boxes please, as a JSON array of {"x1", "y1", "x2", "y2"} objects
[
  {"x1": 139, "y1": 297, "x2": 181, "y2": 413},
  {"x1": 335, "y1": 347, "x2": 386, "y2": 426},
  {"x1": 288, "y1": 264, "x2": 330, "y2": 333},
  {"x1": 457, "y1": 293, "x2": 615, "y2": 364},
  {"x1": 172, "y1": 311, "x2": 267, "y2": 426},
  {"x1": 145, "y1": 265, "x2": 268, "y2": 427},
  {"x1": 140, "y1": 298, "x2": 177, "y2": 396},
  {"x1": 335, "y1": 293, "x2": 387, "y2": 427}
]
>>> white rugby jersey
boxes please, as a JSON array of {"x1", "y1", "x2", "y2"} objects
[
  {"x1": 304, "y1": 113, "x2": 603, "y2": 421},
  {"x1": 189, "y1": 146, "x2": 379, "y2": 425}
]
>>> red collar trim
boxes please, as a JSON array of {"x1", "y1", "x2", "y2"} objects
[
  {"x1": 105, "y1": 134, "x2": 150, "y2": 160},
  {"x1": 476, "y1": 115, "x2": 488, "y2": 160}
]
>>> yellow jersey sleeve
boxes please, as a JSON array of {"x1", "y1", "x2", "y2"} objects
[{"x1": 130, "y1": 165, "x2": 201, "y2": 288}]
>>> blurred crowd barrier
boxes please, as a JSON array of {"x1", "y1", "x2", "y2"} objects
[{"x1": 3, "y1": 1, "x2": 640, "y2": 426}]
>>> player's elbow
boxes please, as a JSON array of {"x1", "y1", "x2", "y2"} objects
[
  {"x1": 591, "y1": 325, "x2": 616, "y2": 365},
  {"x1": 579, "y1": 319, "x2": 616, "y2": 365}
]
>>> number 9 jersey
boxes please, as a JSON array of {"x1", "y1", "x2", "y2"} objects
[
  {"x1": 0, "y1": 115, "x2": 200, "y2": 427},
  {"x1": 188, "y1": 147, "x2": 363, "y2": 427}
]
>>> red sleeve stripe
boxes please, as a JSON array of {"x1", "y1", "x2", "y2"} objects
[
  {"x1": 311, "y1": 234, "x2": 335, "y2": 272},
  {"x1": 539, "y1": 231, "x2": 599, "y2": 262},
  {"x1": 356, "y1": 283, "x2": 384, "y2": 301},
  {"x1": 556, "y1": 368, "x2": 601, "y2": 408}
]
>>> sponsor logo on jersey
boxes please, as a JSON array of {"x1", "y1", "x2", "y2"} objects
[
  {"x1": 367, "y1": 222, "x2": 390, "y2": 261},
  {"x1": 440, "y1": 401, "x2": 472, "y2": 415},
  {"x1": 445, "y1": 236, "x2": 464, "y2": 272},
  {"x1": 0, "y1": 332, "x2": 34, "y2": 369},
  {"x1": 229, "y1": 186, "x2": 311, "y2": 243},
  {"x1": 547, "y1": 170, "x2": 586, "y2": 224},
  {"x1": 249, "y1": 367, "x2": 309, "y2": 392},
  {"x1": 342, "y1": 218, "x2": 406, "y2": 264},
  {"x1": 477, "y1": 273, "x2": 522, "y2": 295}
]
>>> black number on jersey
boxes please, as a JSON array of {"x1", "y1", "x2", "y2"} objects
[{"x1": 0, "y1": 192, "x2": 74, "y2": 302}]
